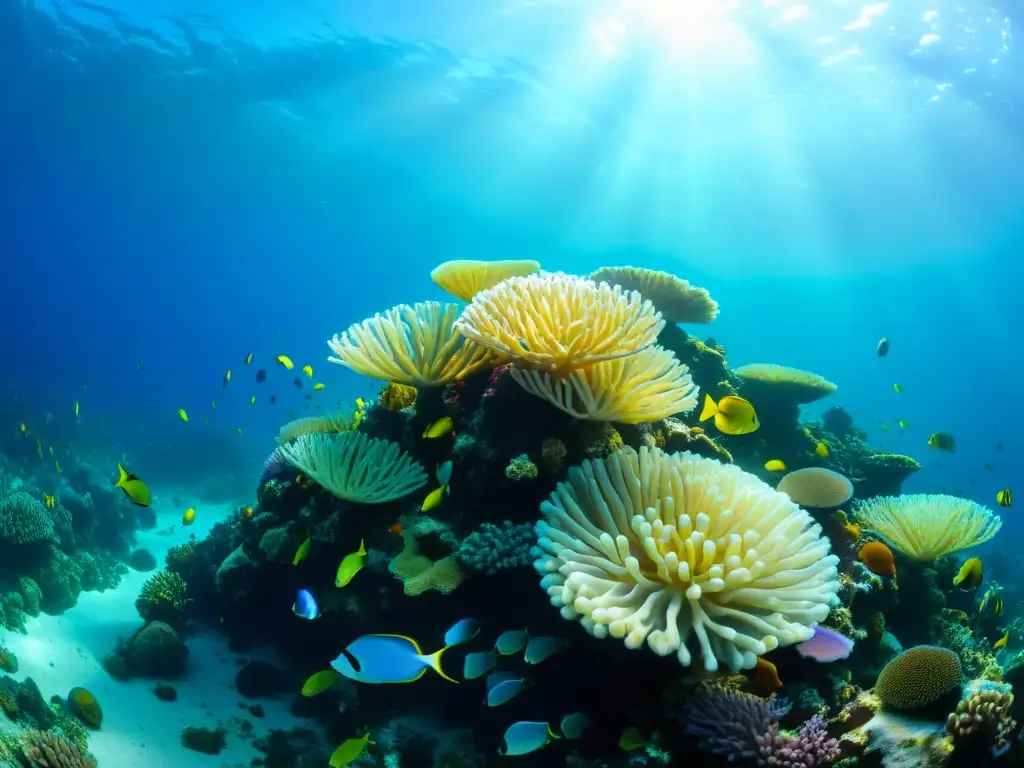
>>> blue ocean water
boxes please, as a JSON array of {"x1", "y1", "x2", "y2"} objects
[{"x1": 1, "y1": 0, "x2": 1022, "y2": 763}]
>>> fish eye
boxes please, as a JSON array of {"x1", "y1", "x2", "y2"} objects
[{"x1": 341, "y1": 649, "x2": 361, "y2": 672}]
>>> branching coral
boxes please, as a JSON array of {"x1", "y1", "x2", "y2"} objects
[
  {"x1": 853, "y1": 494, "x2": 1002, "y2": 561},
  {"x1": 20, "y1": 730, "x2": 97, "y2": 768},
  {"x1": 328, "y1": 301, "x2": 492, "y2": 386},
  {"x1": 454, "y1": 272, "x2": 664, "y2": 372},
  {"x1": 136, "y1": 570, "x2": 189, "y2": 626},
  {"x1": 164, "y1": 540, "x2": 197, "y2": 578},
  {"x1": 534, "y1": 446, "x2": 840, "y2": 672},
  {"x1": 589, "y1": 266, "x2": 719, "y2": 324},
  {"x1": 0, "y1": 492, "x2": 55, "y2": 544},
  {"x1": 430, "y1": 258, "x2": 541, "y2": 302},
  {"x1": 946, "y1": 684, "x2": 1016, "y2": 755},
  {"x1": 279, "y1": 432, "x2": 427, "y2": 504},
  {"x1": 683, "y1": 684, "x2": 789, "y2": 760}
]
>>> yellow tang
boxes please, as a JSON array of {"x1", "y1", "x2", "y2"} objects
[
  {"x1": 995, "y1": 631, "x2": 1010, "y2": 650},
  {"x1": 421, "y1": 485, "x2": 448, "y2": 512},
  {"x1": 927, "y1": 431, "x2": 956, "y2": 452},
  {"x1": 115, "y1": 463, "x2": 152, "y2": 507},
  {"x1": 182, "y1": 508, "x2": 197, "y2": 525},
  {"x1": 422, "y1": 417, "x2": 454, "y2": 438},
  {"x1": 996, "y1": 488, "x2": 1012, "y2": 507},
  {"x1": 276, "y1": 355, "x2": 294, "y2": 370},
  {"x1": 764, "y1": 459, "x2": 787, "y2": 472},
  {"x1": 814, "y1": 441, "x2": 829, "y2": 458},
  {"x1": 293, "y1": 536, "x2": 311, "y2": 566},
  {"x1": 302, "y1": 365, "x2": 313, "y2": 378},
  {"x1": 699, "y1": 394, "x2": 759, "y2": 436},
  {"x1": 335, "y1": 539, "x2": 367, "y2": 588},
  {"x1": 301, "y1": 669, "x2": 340, "y2": 697},
  {"x1": 249, "y1": 395, "x2": 256, "y2": 407},
  {"x1": 953, "y1": 557, "x2": 983, "y2": 592},
  {"x1": 329, "y1": 732, "x2": 373, "y2": 768},
  {"x1": 313, "y1": 383, "x2": 326, "y2": 391},
  {"x1": 177, "y1": 408, "x2": 189, "y2": 423}
]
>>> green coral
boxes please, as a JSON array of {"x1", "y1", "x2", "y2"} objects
[
  {"x1": 164, "y1": 539, "x2": 197, "y2": 578},
  {"x1": 504, "y1": 454, "x2": 538, "y2": 481},
  {"x1": 0, "y1": 492, "x2": 54, "y2": 544},
  {"x1": 0, "y1": 646, "x2": 18, "y2": 673},
  {"x1": 135, "y1": 569, "x2": 189, "y2": 627}
]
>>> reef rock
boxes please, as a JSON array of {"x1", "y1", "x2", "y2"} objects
[
  {"x1": 114, "y1": 621, "x2": 189, "y2": 679},
  {"x1": 216, "y1": 545, "x2": 255, "y2": 596}
]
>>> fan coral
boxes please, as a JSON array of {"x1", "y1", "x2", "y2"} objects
[
  {"x1": 454, "y1": 272, "x2": 664, "y2": 372},
  {"x1": 875, "y1": 645, "x2": 962, "y2": 710},
  {"x1": 534, "y1": 446, "x2": 840, "y2": 672},
  {"x1": 734, "y1": 364, "x2": 837, "y2": 405},
  {"x1": 853, "y1": 494, "x2": 1002, "y2": 561},
  {"x1": 328, "y1": 301, "x2": 492, "y2": 386},
  {"x1": 0, "y1": 492, "x2": 55, "y2": 544},
  {"x1": 776, "y1": 468, "x2": 854, "y2": 509},
  {"x1": 457, "y1": 522, "x2": 536, "y2": 575},
  {"x1": 683, "y1": 684, "x2": 790, "y2": 760},
  {"x1": 136, "y1": 569, "x2": 189, "y2": 626},
  {"x1": 379, "y1": 382, "x2": 418, "y2": 411},
  {"x1": 589, "y1": 266, "x2": 719, "y2": 324},
  {"x1": 21, "y1": 730, "x2": 97, "y2": 768},
  {"x1": 430, "y1": 258, "x2": 541, "y2": 302},
  {"x1": 279, "y1": 432, "x2": 427, "y2": 504},
  {"x1": 510, "y1": 345, "x2": 700, "y2": 424},
  {"x1": 946, "y1": 685, "x2": 1015, "y2": 755}
]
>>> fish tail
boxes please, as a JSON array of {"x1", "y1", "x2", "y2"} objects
[
  {"x1": 423, "y1": 646, "x2": 459, "y2": 684},
  {"x1": 357, "y1": 539, "x2": 366, "y2": 556},
  {"x1": 115, "y1": 463, "x2": 127, "y2": 487},
  {"x1": 698, "y1": 393, "x2": 717, "y2": 422}
]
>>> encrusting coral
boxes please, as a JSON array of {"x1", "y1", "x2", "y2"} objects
[
  {"x1": 534, "y1": 446, "x2": 840, "y2": 672},
  {"x1": 430, "y1": 258, "x2": 540, "y2": 302},
  {"x1": 589, "y1": 265, "x2": 720, "y2": 324}
]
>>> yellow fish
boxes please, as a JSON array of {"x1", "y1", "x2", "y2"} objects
[
  {"x1": 301, "y1": 669, "x2": 340, "y2": 697},
  {"x1": 43, "y1": 493, "x2": 55, "y2": 509},
  {"x1": 764, "y1": 459, "x2": 787, "y2": 472},
  {"x1": 115, "y1": 463, "x2": 153, "y2": 506},
  {"x1": 953, "y1": 558, "x2": 983, "y2": 592},
  {"x1": 996, "y1": 488, "x2": 1012, "y2": 507},
  {"x1": 74, "y1": 400, "x2": 79, "y2": 418},
  {"x1": 329, "y1": 732, "x2": 373, "y2": 768},
  {"x1": 177, "y1": 408, "x2": 189, "y2": 423},
  {"x1": 979, "y1": 589, "x2": 1004, "y2": 619},
  {"x1": 55, "y1": 460, "x2": 61, "y2": 474},
  {"x1": 423, "y1": 417, "x2": 454, "y2": 438},
  {"x1": 699, "y1": 394, "x2": 759, "y2": 435},
  {"x1": 276, "y1": 355, "x2": 294, "y2": 370},
  {"x1": 801, "y1": 425, "x2": 814, "y2": 440},
  {"x1": 249, "y1": 395, "x2": 256, "y2": 407},
  {"x1": 893, "y1": 383, "x2": 902, "y2": 393},
  {"x1": 223, "y1": 369, "x2": 232, "y2": 388},
  {"x1": 814, "y1": 441, "x2": 829, "y2": 458},
  {"x1": 244, "y1": 352, "x2": 254, "y2": 365},
  {"x1": 897, "y1": 419, "x2": 908, "y2": 430},
  {"x1": 995, "y1": 630, "x2": 1010, "y2": 650},
  {"x1": 20, "y1": 423, "x2": 27, "y2": 434},
  {"x1": 241, "y1": 506, "x2": 253, "y2": 519},
  {"x1": 355, "y1": 397, "x2": 365, "y2": 409},
  {"x1": 335, "y1": 540, "x2": 367, "y2": 587},
  {"x1": 182, "y1": 508, "x2": 197, "y2": 525},
  {"x1": 313, "y1": 383, "x2": 326, "y2": 391},
  {"x1": 927, "y1": 431, "x2": 956, "y2": 452},
  {"x1": 421, "y1": 485, "x2": 448, "y2": 512},
  {"x1": 293, "y1": 536, "x2": 311, "y2": 566},
  {"x1": 211, "y1": 400, "x2": 216, "y2": 409},
  {"x1": 302, "y1": 365, "x2": 313, "y2": 378}
]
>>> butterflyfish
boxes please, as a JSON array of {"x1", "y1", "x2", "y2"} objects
[
  {"x1": 979, "y1": 589, "x2": 1004, "y2": 619},
  {"x1": 115, "y1": 463, "x2": 151, "y2": 507},
  {"x1": 244, "y1": 352, "x2": 254, "y2": 365},
  {"x1": 953, "y1": 558, "x2": 983, "y2": 592},
  {"x1": 335, "y1": 539, "x2": 367, "y2": 587},
  {"x1": 559, "y1": 712, "x2": 590, "y2": 740},
  {"x1": 486, "y1": 674, "x2": 529, "y2": 707},
  {"x1": 796, "y1": 625, "x2": 855, "y2": 662},
  {"x1": 444, "y1": 618, "x2": 481, "y2": 647},
  {"x1": 995, "y1": 631, "x2": 1010, "y2": 650},
  {"x1": 293, "y1": 589, "x2": 320, "y2": 621},
  {"x1": 177, "y1": 408, "x2": 188, "y2": 423},
  {"x1": 499, "y1": 721, "x2": 558, "y2": 756},
  {"x1": 302, "y1": 365, "x2": 313, "y2": 378},
  {"x1": 301, "y1": 669, "x2": 338, "y2": 696},
  {"x1": 223, "y1": 369, "x2": 232, "y2": 388},
  {"x1": 313, "y1": 382, "x2": 326, "y2": 391},
  {"x1": 495, "y1": 630, "x2": 530, "y2": 656},
  {"x1": 329, "y1": 732, "x2": 372, "y2": 768},
  {"x1": 293, "y1": 537, "x2": 311, "y2": 566},
  {"x1": 182, "y1": 508, "x2": 196, "y2": 525},
  {"x1": 524, "y1": 636, "x2": 567, "y2": 665},
  {"x1": 699, "y1": 393, "x2": 759, "y2": 435},
  {"x1": 330, "y1": 624, "x2": 464, "y2": 684},
  {"x1": 423, "y1": 416, "x2": 454, "y2": 438},
  {"x1": 928, "y1": 431, "x2": 956, "y2": 452},
  {"x1": 996, "y1": 488, "x2": 1012, "y2": 507},
  {"x1": 814, "y1": 441, "x2": 829, "y2": 458},
  {"x1": 877, "y1": 337, "x2": 889, "y2": 357},
  {"x1": 764, "y1": 459, "x2": 787, "y2": 472},
  {"x1": 255, "y1": 369, "x2": 266, "y2": 383},
  {"x1": 276, "y1": 355, "x2": 294, "y2": 369},
  {"x1": 619, "y1": 727, "x2": 648, "y2": 751},
  {"x1": 463, "y1": 651, "x2": 498, "y2": 680}
]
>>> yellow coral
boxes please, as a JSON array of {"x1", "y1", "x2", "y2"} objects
[
  {"x1": 328, "y1": 302, "x2": 492, "y2": 387},
  {"x1": 430, "y1": 259, "x2": 541, "y2": 302},
  {"x1": 379, "y1": 382, "x2": 418, "y2": 411},
  {"x1": 454, "y1": 273, "x2": 663, "y2": 372},
  {"x1": 510, "y1": 345, "x2": 699, "y2": 424},
  {"x1": 589, "y1": 266, "x2": 719, "y2": 324},
  {"x1": 875, "y1": 645, "x2": 962, "y2": 709}
]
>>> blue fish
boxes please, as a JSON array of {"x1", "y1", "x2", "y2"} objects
[
  {"x1": 444, "y1": 618, "x2": 481, "y2": 647},
  {"x1": 463, "y1": 651, "x2": 498, "y2": 680},
  {"x1": 436, "y1": 460, "x2": 453, "y2": 487},
  {"x1": 487, "y1": 678, "x2": 529, "y2": 707},
  {"x1": 495, "y1": 630, "x2": 530, "y2": 656},
  {"x1": 330, "y1": 621, "x2": 471, "y2": 684},
  {"x1": 524, "y1": 636, "x2": 567, "y2": 664},
  {"x1": 293, "y1": 589, "x2": 320, "y2": 620},
  {"x1": 500, "y1": 721, "x2": 558, "y2": 756},
  {"x1": 560, "y1": 712, "x2": 590, "y2": 740}
]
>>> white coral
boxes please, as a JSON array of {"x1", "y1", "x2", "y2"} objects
[{"x1": 533, "y1": 446, "x2": 840, "y2": 673}]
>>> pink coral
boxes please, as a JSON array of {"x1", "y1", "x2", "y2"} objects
[{"x1": 757, "y1": 715, "x2": 840, "y2": 767}]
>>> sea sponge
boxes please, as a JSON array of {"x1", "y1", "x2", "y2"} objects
[
  {"x1": 379, "y1": 382, "x2": 418, "y2": 411},
  {"x1": 510, "y1": 345, "x2": 700, "y2": 424},
  {"x1": 874, "y1": 645, "x2": 962, "y2": 710},
  {"x1": 589, "y1": 266, "x2": 719, "y2": 324},
  {"x1": 853, "y1": 494, "x2": 1002, "y2": 561},
  {"x1": 67, "y1": 687, "x2": 102, "y2": 729},
  {"x1": 534, "y1": 446, "x2": 840, "y2": 673},
  {"x1": 389, "y1": 531, "x2": 464, "y2": 595},
  {"x1": 278, "y1": 432, "x2": 427, "y2": 504},
  {"x1": 0, "y1": 492, "x2": 55, "y2": 544},
  {"x1": 776, "y1": 468, "x2": 854, "y2": 508},
  {"x1": 20, "y1": 730, "x2": 97, "y2": 768},
  {"x1": 328, "y1": 301, "x2": 492, "y2": 386},
  {"x1": 431, "y1": 258, "x2": 541, "y2": 302},
  {"x1": 136, "y1": 569, "x2": 189, "y2": 626},
  {"x1": 734, "y1": 364, "x2": 837, "y2": 405},
  {"x1": 454, "y1": 272, "x2": 664, "y2": 372}
]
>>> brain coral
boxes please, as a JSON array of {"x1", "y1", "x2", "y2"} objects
[
  {"x1": 534, "y1": 446, "x2": 840, "y2": 673},
  {"x1": 589, "y1": 265, "x2": 719, "y2": 324},
  {"x1": 875, "y1": 645, "x2": 962, "y2": 710},
  {"x1": 0, "y1": 492, "x2": 55, "y2": 544},
  {"x1": 776, "y1": 468, "x2": 854, "y2": 509}
]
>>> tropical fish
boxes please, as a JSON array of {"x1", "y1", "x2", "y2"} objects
[
  {"x1": 115, "y1": 463, "x2": 151, "y2": 507},
  {"x1": 754, "y1": 657, "x2": 782, "y2": 690},
  {"x1": 796, "y1": 625, "x2": 855, "y2": 662},
  {"x1": 236, "y1": 427, "x2": 243, "y2": 436},
  {"x1": 302, "y1": 365, "x2": 313, "y2": 378},
  {"x1": 248, "y1": 395, "x2": 256, "y2": 407},
  {"x1": 182, "y1": 508, "x2": 196, "y2": 526},
  {"x1": 996, "y1": 488, "x2": 1012, "y2": 507},
  {"x1": 893, "y1": 383, "x2": 902, "y2": 393},
  {"x1": 313, "y1": 382, "x2": 326, "y2": 391},
  {"x1": 619, "y1": 726, "x2": 648, "y2": 751},
  {"x1": 499, "y1": 721, "x2": 558, "y2": 756},
  {"x1": 269, "y1": 395, "x2": 276, "y2": 405},
  {"x1": 897, "y1": 419, "x2": 908, "y2": 429},
  {"x1": 329, "y1": 732, "x2": 372, "y2": 768},
  {"x1": 995, "y1": 631, "x2": 1010, "y2": 650},
  {"x1": 524, "y1": 636, "x2": 567, "y2": 665},
  {"x1": 74, "y1": 400, "x2": 79, "y2": 418},
  {"x1": 699, "y1": 394, "x2": 759, "y2": 435},
  {"x1": 55, "y1": 460, "x2": 61, "y2": 474},
  {"x1": 436, "y1": 460, "x2": 453, "y2": 486},
  {"x1": 330, "y1": 622, "x2": 469, "y2": 684},
  {"x1": 211, "y1": 400, "x2": 216, "y2": 409},
  {"x1": 301, "y1": 669, "x2": 339, "y2": 696},
  {"x1": 858, "y1": 541, "x2": 897, "y2": 584},
  {"x1": 137, "y1": 358, "x2": 144, "y2": 370},
  {"x1": 293, "y1": 589, "x2": 320, "y2": 620},
  {"x1": 880, "y1": 423, "x2": 890, "y2": 431},
  {"x1": 244, "y1": 352, "x2": 254, "y2": 365},
  {"x1": 256, "y1": 369, "x2": 266, "y2": 383},
  {"x1": 928, "y1": 432, "x2": 956, "y2": 452},
  {"x1": 814, "y1": 441, "x2": 829, "y2": 458},
  {"x1": 389, "y1": 522, "x2": 404, "y2": 536},
  {"x1": 877, "y1": 337, "x2": 889, "y2": 357},
  {"x1": 19, "y1": 423, "x2": 27, "y2": 434},
  {"x1": 293, "y1": 378, "x2": 304, "y2": 389},
  {"x1": 559, "y1": 712, "x2": 590, "y2": 740},
  {"x1": 177, "y1": 408, "x2": 188, "y2": 423},
  {"x1": 764, "y1": 459, "x2": 787, "y2": 472},
  {"x1": 36, "y1": 440, "x2": 42, "y2": 459},
  {"x1": 223, "y1": 369, "x2": 232, "y2": 388},
  {"x1": 421, "y1": 485, "x2": 447, "y2": 513},
  {"x1": 495, "y1": 630, "x2": 530, "y2": 656},
  {"x1": 293, "y1": 536, "x2": 311, "y2": 566},
  {"x1": 335, "y1": 540, "x2": 367, "y2": 588},
  {"x1": 43, "y1": 493, "x2": 55, "y2": 509},
  {"x1": 953, "y1": 558, "x2": 983, "y2": 592},
  {"x1": 463, "y1": 651, "x2": 498, "y2": 680},
  {"x1": 422, "y1": 417, "x2": 454, "y2": 438},
  {"x1": 276, "y1": 355, "x2": 294, "y2": 369},
  {"x1": 979, "y1": 589, "x2": 1004, "y2": 619},
  {"x1": 486, "y1": 674, "x2": 529, "y2": 707},
  {"x1": 444, "y1": 618, "x2": 482, "y2": 646}
]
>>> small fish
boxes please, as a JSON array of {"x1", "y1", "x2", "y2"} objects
[
  {"x1": 211, "y1": 400, "x2": 216, "y2": 409},
  {"x1": 444, "y1": 619, "x2": 482, "y2": 647},
  {"x1": 244, "y1": 352, "x2": 254, "y2": 365},
  {"x1": 249, "y1": 395, "x2": 256, "y2": 407},
  {"x1": 995, "y1": 631, "x2": 1010, "y2": 650},
  {"x1": 877, "y1": 337, "x2": 889, "y2": 357},
  {"x1": 269, "y1": 395, "x2": 277, "y2": 405},
  {"x1": 524, "y1": 636, "x2": 567, "y2": 665},
  {"x1": 699, "y1": 393, "x2": 759, "y2": 435},
  {"x1": 329, "y1": 732, "x2": 373, "y2": 768},
  {"x1": 996, "y1": 489, "x2": 1012, "y2": 507},
  {"x1": 74, "y1": 400, "x2": 79, "y2": 418},
  {"x1": 893, "y1": 383, "x2": 902, "y2": 393},
  {"x1": 293, "y1": 378, "x2": 304, "y2": 389},
  {"x1": 421, "y1": 485, "x2": 448, "y2": 513},
  {"x1": 423, "y1": 416, "x2": 455, "y2": 439},
  {"x1": 979, "y1": 590, "x2": 1004, "y2": 619},
  {"x1": 435, "y1": 460, "x2": 453, "y2": 487},
  {"x1": 389, "y1": 522, "x2": 404, "y2": 536},
  {"x1": 182, "y1": 508, "x2": 196, "y2": 526},
  {"x1": 753, "y1": 657, "x2": 783, "y2": 690},
  {"x1": 330, "y1": 623, "x2": 464, "y2": 684},
  {"x1": 276, "y1": 355, "x2": 294, "y2": 369},
  {"x1": 880, "y1": 423, "x2": 890, "y2": 431},
  {"x1": 115, "y1": 463, "x2": 151, "y2": 507},
  {"x1": 355, "y1": 397, "x2": 365, "y2": 409},
  {"x1": 499, "y1": 721, "x2": 558, "y2": 756},
  {"x1": 814, "y1": 441, "x2": 829, "y2": 458},
  {"x1": 897, "y1": 419, "x2": 908, "y2": 430},
  {"x1": 137, "y1": 358, "x2": 144, "y2": 370},
  {"x1": 313, "y1": 382, "x2": 326, "y2": 391},
  {"x1": 559, "y1": 712, "x2": 590, "y2": 740},
  {"x1": 796, "y1": 625, "x2": 855, "y2": 662},
  {"x1": 36, "y1": 440, "x2": 43, "y2": 459},
  {"x1": 801, "y1": 425, "x2": 814, "y2": 440},
  {"x1": 487, "y1": 677, "x2": 529, "y2": 707},
  {"x1": 463, "y1": 651, "x2": 498, "y2": 680},
  {"x1": 236, "y1": 427, "x2": 243, "y2": 436},
  {"x1": 293, "y1": 536, "x2": 311, "y2": 566},
  {"x1": 223, "y1": 369, "x2": 232, "y2": 388},
  {"x1": 985, "y1": 464, "x2": 994, "y2": 471},
  {"x1": 619, "y1": 726, "x2": 648, "y2": 751},
  {"x1": 495, "y1": 630, "x2": 530, "y2": 656},
  {"x1": 293, "y1": 589, "x2": 320, "y2": 620},
  {"x1": 953, "y1": 558, "x2": 983, "y2": 592},
  {"x1": 858, "y1": 541, "x2": 897, "y2": 583},
  {"x1": 43, "y1": 493, "x2": 55, "y2": 509},
  {"x1": 177, "y1": 408, "x2": 188, "y2": 423},
  {"x1": 764, "y1": 459, "x2": 787, "y2": 472},
  {"x1": 301, "y1": 669, "x2": 339, "y2": 696},
  {"x1": 302, "y1": 365, "x2": 313, "y2": 378},
  {"x1": 256, "y1": 369, "x2": 266, "y2": 383},
  {"x1": 55, "y1": 460, "x2": 62, "y2": 474},
  {"x1": 335, "y1": 539, "x2": 367, "y2": 588},
  {"x1": 19, "y1": 423, "x2": 27, "y2": 434},
  {"x1": 48, "y1": 446, "x2": 54, "y2": 457},
  {"x1": 928, "y1": 432, "x2": 956, "y2": 452}
]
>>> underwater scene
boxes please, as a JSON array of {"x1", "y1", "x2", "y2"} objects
[{"x1": 1, "y1": 0, "x2": 1023, "y2": 766}]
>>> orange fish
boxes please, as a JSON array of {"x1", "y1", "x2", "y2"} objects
[
  {"x1": 858, "y1": 541, "x2": 897, "y2": 585},
  {"x1": 389, "y1": 522, "x2": 405, "y2": 536},
  {"x1": 753, "y1": 657, "x2": 782, "y2": 692}
]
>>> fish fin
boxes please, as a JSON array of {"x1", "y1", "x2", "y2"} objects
[
  {"x1": 357, "y1": 539, "x2": 366, "y2": 556},
  {"x1": 116, "y1": 463, "x2": 127, "y2": 487},
  {"x1": 698, "y1": 393, "x2": 717, "y2": 422},
  {"x1": 423, "y1": 645, "x2": 459, "y2": 684},
  {"x1": 373, "y1": 634, "x2": 423, "y2": 654}
]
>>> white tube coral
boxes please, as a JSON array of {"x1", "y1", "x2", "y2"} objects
[{"x1": 534, "y1": 446, "x2": 840, "y2": 673}]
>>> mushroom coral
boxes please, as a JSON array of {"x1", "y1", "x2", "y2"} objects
[
  {"x1": 589, "y1": 265, "x2": 719, "y2": 324},
  {"x1": 534, "y1": 446, "x2": 840, "y2": 673}
]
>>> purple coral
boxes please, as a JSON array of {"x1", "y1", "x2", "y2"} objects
[
  {"x1": 757, "y1": 715, "x2": 840, "y2": 767},
  {"x1": 683, "y1": 684, "x2": 791, "y2": 760}
]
